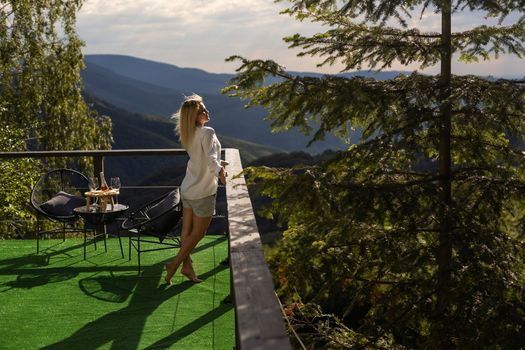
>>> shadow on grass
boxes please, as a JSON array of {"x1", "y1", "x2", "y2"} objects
[
  {"x1": 0, "y1": 242, "x2": 137, "y2": 292},
  {"x1": 144, "y1": 302, "x2": 233, "y2": 349},
  {"x1": 0, "y1": 236, "x2": 226, "y2": 292},
  {"x1": 1, "y1": 270, "x2": 79, "y2": 291},
  {"x1": 133, "y1": 236, "x2": 227, "y2": 275},
  {"x1": 79, "y1": 272, "x2": 137, "y2": 303},
  {"x1": 40, "y1": 262, "x2": 229, "y2": 350},
  {"x1": 0, "y1": 241, "x2": 86, "y2": 272},
  {"x1": 77, "y1": 237, "x2": 228, "y2": 303},
  {"x1": 0, "y1": 242, "x2": 88, "y2": 291}
]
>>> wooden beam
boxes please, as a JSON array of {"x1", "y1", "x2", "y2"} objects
[{"x1": 225, "y1": 148, "x2": 291, "y2": 350}]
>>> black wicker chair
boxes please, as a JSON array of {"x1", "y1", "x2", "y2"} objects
[
  {"x1": 121, "y1": 189, "x2": 183, "y2": 273},
  {"x1": 30, "y1": 168, "x2": 89, "y2": 253}
]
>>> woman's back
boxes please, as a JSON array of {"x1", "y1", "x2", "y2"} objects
[{"x1": 181, "y1": 126, "x2": 222, "y2": 200}]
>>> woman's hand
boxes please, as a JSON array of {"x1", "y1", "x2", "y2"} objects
[{"x1": 219, "y1": 167, "x2": 227, "y2": 185}]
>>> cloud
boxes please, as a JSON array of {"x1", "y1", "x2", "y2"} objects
[
  {"x1": 78, "y1": 0, "x2": 315, "y2": 72},
  {"x1": 77, "y1": 1, "x2": 524, "y2": 76}
]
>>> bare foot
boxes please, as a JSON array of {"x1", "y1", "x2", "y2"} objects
[
  {"x1": 181, "y1": 266, "x2": 203, "y2": 283},
  {"x1": 164, "y1": 262, "x2": 176, "y2": 285}
]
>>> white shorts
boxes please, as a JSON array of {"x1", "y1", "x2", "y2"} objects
[{"x1": 181, "y1": 194, "x2": 216, "y2": 217}]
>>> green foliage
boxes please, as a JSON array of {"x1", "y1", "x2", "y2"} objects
[
  {"x1": 226, "y1": 1, "x2": 525, "y2": 348},
  {"x1": 0, "y1": 122, "x2": 39, "y2": 238},
  {"x1": 0, "y1": 1, "x2": 112, "y2": 237},
  {"x1": 280, "y1": 303, "x2": 401, "y2": 349},
  {"x1": 0, "y1": 0, "x2": 112, "y2": 162}
]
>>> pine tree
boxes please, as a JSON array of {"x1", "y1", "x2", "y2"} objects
[{"x1": 224, "y1": 1, "x2": 525, "y2": 348}]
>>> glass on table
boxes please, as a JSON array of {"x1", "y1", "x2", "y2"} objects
[
  {"x1": 88, "y1": 178, "x2": 99, "y2": 192},
  {"x1": 110, "y1": 177, "x2": 121, "y2": 204},
  {"x1": 110, "y1": 177, "x2": 121, "y2": 190}
]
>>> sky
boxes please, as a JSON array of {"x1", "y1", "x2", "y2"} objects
[{"x1": 77, "y1": 0, "x2": 524, "y2": 77}]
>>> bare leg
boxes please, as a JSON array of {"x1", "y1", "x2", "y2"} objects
[
  {"x1": 178, "y1": 207, "x2": 200, "y2": 282},
  {"x1": 180, "y1": 207, "x2": 193, "y2": 270},
  {"x1": 165, "y1": 214, "x2": 212, "y2": 284}
]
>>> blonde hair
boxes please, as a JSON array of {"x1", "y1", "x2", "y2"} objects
[{"x1": 172, "y1": 94, "x2": 204, "y2": 148}]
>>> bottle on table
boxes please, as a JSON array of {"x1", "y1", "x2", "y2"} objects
[{"x1": 100, "y1": 172, "x2": 109, "y2": 192}]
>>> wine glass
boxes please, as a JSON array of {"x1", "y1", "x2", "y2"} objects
[
  {"x1": 111, "y1": 177, "x2": 121, "y2": 204},
  {"x1": 88, "y1": 177, "x2": 98, "y2": 192}
]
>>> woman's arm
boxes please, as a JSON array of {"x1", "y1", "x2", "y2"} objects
[
  {"x1": 202, "y1": 128, "x2": 222, "y2": 176},
  {"x1": 218, "y1": 167, "x2": 227, "y2": 185}
]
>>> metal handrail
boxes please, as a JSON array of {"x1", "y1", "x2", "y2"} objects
[{"x1": 0, "y1": 149, "x2": 187, "y2": 179}]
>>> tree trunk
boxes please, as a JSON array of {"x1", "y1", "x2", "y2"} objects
[{"x1": 435, "y1": 0, "x2": 453, "y2": 348}]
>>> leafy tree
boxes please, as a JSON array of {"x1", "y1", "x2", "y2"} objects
[
  {"x1": 0, "y1": 120, "x2": 39, "y2": 237},
  {"x1": 0, "y1": 1, "x2": 112, "y2": 236},
  {"x1": 224, "y1": 0, "x2": 525, "y2": 348},
  {"x1": 0, "y1": 0, "x2": 112, "y2": 159}
]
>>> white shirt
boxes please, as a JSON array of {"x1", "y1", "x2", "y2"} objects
[{"x1": 181, "y1": 126, "x2": 222, "y2": 200}]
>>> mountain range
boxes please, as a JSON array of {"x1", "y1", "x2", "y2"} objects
[
  {"x1": 82, "y1": 55, "x2": 524, "y2": 160},
  {"x1": 81, "y1": 54, "x2": 351, "y2": 154}
]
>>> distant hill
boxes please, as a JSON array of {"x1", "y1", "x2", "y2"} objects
[
  {"x1": 85, "y1": 94, "x2": 281, "y2": 185},
  {"x1": 82, "y1": 54, "x2": 358, "y2": 153},
  {"x1": 85, "y1": 54, "x2": 230, "y2": 95},
  {"x1": 85, "y1": 54, "x2": 409, "y2": 93},
  {"x1": 82, "y1": 62, "x2": 183, "y2": 117},
  {"x1": 82, "y1": 55, "x2": 523, "y2": 155}
]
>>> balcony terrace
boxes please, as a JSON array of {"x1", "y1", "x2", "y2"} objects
[{"x1": 0, "y1": 148, "x2": 291, "y2": 350}]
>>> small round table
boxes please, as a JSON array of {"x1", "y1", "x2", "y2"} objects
[{"x1": 74, "y1": 204, "x2": 129, "y2": 259}]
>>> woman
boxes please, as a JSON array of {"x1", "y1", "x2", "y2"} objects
[{"x1": 165, "y1": 94, "x2": 227, "y2": 284}]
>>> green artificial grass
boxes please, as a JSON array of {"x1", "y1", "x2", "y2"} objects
[{"x1": 0, "y1": 236, "x2": 234, "y2": 350}]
